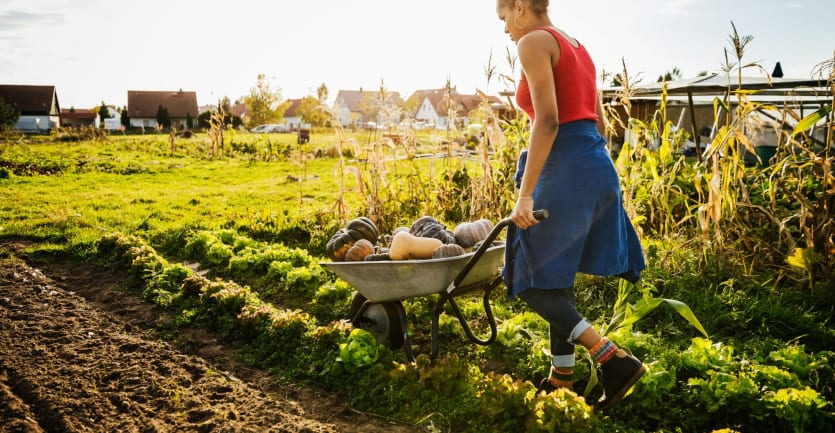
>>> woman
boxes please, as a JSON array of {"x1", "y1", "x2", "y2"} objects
[{"x1": 496, "y1": 0, "x2": 647, "y2": 410}]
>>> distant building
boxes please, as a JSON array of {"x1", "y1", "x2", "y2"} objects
[
  {"x1": 332, "y1": 89, "x2": 403, "y2": 128},
  {"x1": 0, "y1": 84, "x2": 60, "y2": 132},
  {"x1": 127, "y1": 89, "x2": 198, "y2": 130},
  {"x1": 230, "y1": 102, "x2": 249, "y2": 124},
  {"x1": 408, "y1": 88, "x2": 507, "y2": 129},
  {"x1": 282, "y1": 98, "x2": 303, "y2": 130},
  {"x1": 60, "y1": 108, "x2": 97, "y2": 128}
]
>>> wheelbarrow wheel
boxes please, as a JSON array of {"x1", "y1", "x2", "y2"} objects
[{"x1": 348, "y1": 293, "x2": 404, "y2": 349}]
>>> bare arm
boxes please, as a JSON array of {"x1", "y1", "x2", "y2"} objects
[
  {"x1": 512, "y1": 30, "x2": 560, "y2": 229},
  {"x1": 596, "y1": 93, "x2": 609, "y2": 137}
]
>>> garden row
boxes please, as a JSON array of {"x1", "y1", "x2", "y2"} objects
[{"x1": 93, "y1": 227, "x2": 834, "y2": 433}]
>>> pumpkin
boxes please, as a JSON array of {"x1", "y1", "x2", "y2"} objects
[
  {"x1": 345, "y1": 239, "x2": 375, "y2": 261},
  {"x1": 453, "y1": 219, "x2": 494, "y2": 249},
  {"x1": 388, "y1": 231, "x2": 443, "y2": 260},
  {"x1": 409, "y1": 216, "x2": 456, "y2": 244},
  {"x1": 364, "y1": 253, "x2": 392, "y2": 261},
  {"x1": 346, "y1": 217, "x2": 379, "y2": 244},
  {"x1": 324, "y1": 217, "x2": 379, "y2": 261},
  {"x1": 325, "y1": 229, "x2": 362, "y2": 261},
  {"x1": 432, "y1": 243, "x2": 466, "y2": 259}
]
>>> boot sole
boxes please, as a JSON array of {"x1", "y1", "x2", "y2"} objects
[{"x1": 597, "y1": 364, "x2": 647, "y2": 411}]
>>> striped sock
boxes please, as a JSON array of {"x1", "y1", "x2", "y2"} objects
[
  {"x1": 589, "y1": 337, "x2": 618, "y2": 364},
  {"x1": 548, "y1": 366, "x2": 574, "y2": 389}
]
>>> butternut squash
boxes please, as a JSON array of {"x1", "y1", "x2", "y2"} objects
[{"x1": 388, "y1": 231, "x2": 443, "y2": 260}]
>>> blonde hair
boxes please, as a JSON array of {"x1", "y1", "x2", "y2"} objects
[{"x1": 498, "y1": 0, "x2": 549, "y2": 16}]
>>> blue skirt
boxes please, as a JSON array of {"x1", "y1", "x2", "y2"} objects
[{"x1": 502, "y1": 120, "x2": 645, "y2": 297}]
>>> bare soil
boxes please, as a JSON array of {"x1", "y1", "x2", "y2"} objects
[{"x1": 0, "y1": 241, "x2": 423, "y2": 433}]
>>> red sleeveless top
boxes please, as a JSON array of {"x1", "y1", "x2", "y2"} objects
[{"x1": 516, "y1": 27, "x2": 598, "y2": 124}]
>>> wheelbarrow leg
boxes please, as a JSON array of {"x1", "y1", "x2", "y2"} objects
[
  {"x1": 446, "y1": 276, "x2": 501, "y2": 346},
  {"x1": 391, "y1": 301, "x2": 415, "y2": 363},
  {"x1": 430, "y1": 296, "x2": 446, "y2": 360}
]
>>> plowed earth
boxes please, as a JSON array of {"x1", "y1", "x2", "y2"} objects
[{"x1": 0, "y1": 242, "x2": 423, "y2": 433}]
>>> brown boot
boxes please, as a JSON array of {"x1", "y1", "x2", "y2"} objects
[{"x1": 597, "y1": 350, "x2": 646, "y2": 411}]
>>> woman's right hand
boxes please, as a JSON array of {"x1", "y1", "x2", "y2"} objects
[{"x1": 511, "y1": 196, "x2": 538, "y2": 229}]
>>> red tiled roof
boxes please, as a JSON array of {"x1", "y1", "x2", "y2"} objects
[
  {"x1": 230, "y1": 102, "x2": 248, "y2": 118},
  {"x1": 409, "y1": 88, "x2": 504, "y2": 116},
  {"x1": 283, "y1": 99, "x2": 302, "y2": 117},
  {"x1": 0, "y1": 84, "x2": 59, "y2": 115},
  {"x1": 127, "y1": 90, "x2": 198, "y2": 119},
  {"x1": 60, "y1": 108, "x2": 97, "y2": 120}
]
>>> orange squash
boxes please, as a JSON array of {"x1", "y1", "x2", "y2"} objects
[{"x1": 345, "y1": 239, "x2": 375, "y2": 262}]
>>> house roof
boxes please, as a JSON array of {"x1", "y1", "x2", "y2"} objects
[
  {"x1": 127, "y1": 90, "x2": 198, "y2": 118},
  {"x1": 0, "y1": 84, "x2": 59, "y2": 115},
  {"x1": 335, "y1": 90, "x2": 403, "y2": 112},
  {"x1": 60, "y1": 108, "x2": 97, "y2": 120},
  {"x1": 283, "y1": 99, "x2": 302, "y2": 117},
  {"x1": 603, "y1": 73, "x2": 829, "y2": 98},
  {"x1": 230, "y1": 102, "x2": 248, "y2": 118},
  {"x1": 409, "y1": 88, "x2": 504, "y2": 116}
]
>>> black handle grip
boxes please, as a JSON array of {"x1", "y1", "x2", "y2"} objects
[{"x1": 533, "y1": 209, "x2": 549, "y2": 221}]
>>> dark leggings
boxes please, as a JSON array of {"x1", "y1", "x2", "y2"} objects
[{"x1": 518, "y1": 287, "x2": 586, "y2": 359}]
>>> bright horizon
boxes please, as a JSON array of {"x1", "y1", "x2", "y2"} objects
[{"x1": 2, "y1": 0, "x2": 833, "y2": 110}]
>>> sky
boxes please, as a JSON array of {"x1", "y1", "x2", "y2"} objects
[{"x1": 1, "y1": 0, "x2": 833, "y2": 110}]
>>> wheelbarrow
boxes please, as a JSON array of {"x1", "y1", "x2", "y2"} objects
[{"x1": 320, "y1": 210, "x2": 548, "y2": 361}]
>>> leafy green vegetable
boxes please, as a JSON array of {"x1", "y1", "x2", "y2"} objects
[{"x1": 338, "y1": 328, "x2": 382, "y2": 371}]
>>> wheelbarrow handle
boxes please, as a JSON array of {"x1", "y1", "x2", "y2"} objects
[{"x1": 449, "y1": 209, "x2": 548, "y2": 291}]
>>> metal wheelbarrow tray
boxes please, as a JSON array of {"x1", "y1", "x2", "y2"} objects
[
  {"x1": 320, "y1": 242, "x2": 505, "y2": 303},
  {"x1": 320, "y1": 210, "x2": 547, "y2": 361}
]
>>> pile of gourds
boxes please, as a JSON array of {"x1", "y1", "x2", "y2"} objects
[{"x1": 325, "y1": 216, "x2": 494, "y2": 262}]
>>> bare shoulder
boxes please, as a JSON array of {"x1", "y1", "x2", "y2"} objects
[
  {"x1": 517, "y1": 28, "x2": 561, "y2": 64},
  {"x1": 519, "y1": 28, "x2": 560, "y2": 46}
]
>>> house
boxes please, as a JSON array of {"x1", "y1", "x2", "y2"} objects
[
  {"x1": 230, "y1": 102, "x2": 249, "y2": 123},
  {"x1": 101, "y1": 105, "x2": 124, "y2": 131},
  {"x1": 60, "y1": 108, "x2": 97, "y2": 128},
  {"x1": 408, "y1": 88, "x2": 507, "y2": 129},
  {"x1": 282, "y1": 98, "x2": 303, "y2": 130},
  {"x1": 126, "y1": 89, "x2": 198, "y2": 130},
  {"x1": 0, "y1": 84, "x2": 60, "y2": 132},
  {"x1": 332, "y1": 89, "x2": 403, "y2": 128}
]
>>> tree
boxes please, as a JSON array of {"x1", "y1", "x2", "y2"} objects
[
  {"x1": 0, "y1": 97, "x2": 20, "y2": 131},
  {"x1": 186, "y1": 112, "x2": 193, "y2": 130},
  {"x1": 316, "y1": 83, "x2": 328, "y2": 104},
  {"x1": 198, "y1": 98, "x2": 242, "y2": 130},
  {"x1": 156, "y1": 105, "x2": 171, "y2": 130},
  {"x1": 197, "y1": 111, "x2": 212, "y2": 129},
  {"x1": 243, "y1": 73, "x2": 282, "y2": 127},
  {"x1": 657, "y1": 67, "x2": 682, "y2": 83},
  {"x1": 98, "y1": 101, "x2": 111, "y2": 123},
  {"x1": 297, "y1": 96, "x2": 328, "y2": 127},
  {"x1": 120, "y1": 106, "x2": 130, "y2": 129}
]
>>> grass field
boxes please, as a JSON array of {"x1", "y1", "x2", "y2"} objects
[{"x1": 2, "y1": 129, "x2": 833, "y2": 433}]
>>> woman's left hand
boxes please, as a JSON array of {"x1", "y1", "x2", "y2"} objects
[{"x1": 511, "y1": 197, "x2": 538, "y2": 229}]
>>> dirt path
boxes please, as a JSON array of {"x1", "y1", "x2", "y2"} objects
[{"x1": 0, "y1": 243, "x2": 423, "y2": 433}]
